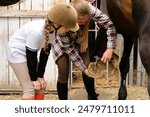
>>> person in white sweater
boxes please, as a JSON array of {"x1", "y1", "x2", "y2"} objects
[{"x1": 5, "y1": 3, "x2": 83, "y2": 100}]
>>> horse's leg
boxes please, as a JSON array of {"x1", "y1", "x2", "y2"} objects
[
  {"x1": 90, "y1": 27, "x2": 107, "y2": 60},
  {"x1": 0, "y1": 0, "x2": 20, "y2": 6},
  {"x1": 138, "y1": 33, "x2": 150, "y2": 99},
  {"x1": 118, "y1": 34, "x2": 134, "y2": 100}
]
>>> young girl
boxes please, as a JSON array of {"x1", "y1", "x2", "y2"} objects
[
  {"x1": 6, "y1": 3, "x2": 94, "y2": 100},
  {"x1": 70, "y1": 0, "x2": 117, "y2": 99},
  {"x1": 44, "y1": 0, "x2": 115, "y2": 100}
]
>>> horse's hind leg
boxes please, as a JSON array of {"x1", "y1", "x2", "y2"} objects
[
  {"x1": 140, "y1": 51, "x2": 150, "y2": 99},
  {"x1": 138, "y1": 34, "x2": 150, "y2": 99},
  {"x1": 118, "y1": 34, "x2": 134, "y2": 100}
]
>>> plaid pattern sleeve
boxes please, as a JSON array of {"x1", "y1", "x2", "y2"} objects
[
  {"x1": 66, "y1": 47, "x2": 87, "y2": 71},
  {"x1": 89, "y1": 3, "x2": 117, "y2": 49},
  {"x1": 52, "y1": 32, "x2": 87, "y2": 72}
]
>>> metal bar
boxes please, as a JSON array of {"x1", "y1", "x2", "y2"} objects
[
  {"x1": 137, "y1": 40, "x2": 142, "y2": 86},
  {"x1": 128, "y1": 45, "x2": 134, "y2": 86},
  {"x1": 106, "y1": 61, "x2": 109, "y2": 86},
  {"x1": 141, "y1": 66, "x2": 146, "y2": 87},
  {"x1": 0, "y1": 10, "x2": 47, "y2": 18},
  {"x1": 68, "y1": 60, "x2": 73, "y2": 88}
]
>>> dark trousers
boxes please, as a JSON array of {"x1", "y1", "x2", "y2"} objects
[{"x1": 56, "y1": 50, "x2": 97, "y2": 100}]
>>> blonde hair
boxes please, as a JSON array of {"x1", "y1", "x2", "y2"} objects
[
  {"x1": 72, "y1": 0, "x2": 91, "y2": 52},
  {"x1": 72, "y1": 0, "x2": 90, "y2": 16},
  {"x1": 44, "y1": 18, "x2": 53, "y2": 54}
]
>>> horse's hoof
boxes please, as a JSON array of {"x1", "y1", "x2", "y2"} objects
[
  {"x1": 118, "y1": 85, "x2": 127, "y2": 100},
  {"x1": 118, "y1": 95, "x2": 127, "y2": 100},
  {"x1": 88, "y1": 93, "x2": 99, "y2": 100}
]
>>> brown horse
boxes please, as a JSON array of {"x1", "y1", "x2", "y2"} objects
[
  {"x1": 0, "y1": 0, "x2": 20, "y2": 6},
  {"x1": 92, "y1": 0, "x2": 150, "y2": 99}
]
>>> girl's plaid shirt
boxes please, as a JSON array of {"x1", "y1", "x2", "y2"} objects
[{"x1": 51, "y1": 3, "x2": 117, "y2": 71}]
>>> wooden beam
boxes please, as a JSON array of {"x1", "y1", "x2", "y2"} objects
[
  {"x1": 0, "y1": 10, "x2": 48, "y2": 18},
  {"x1": 0, "y1": 89, "x2": 57, "y2": 95}
]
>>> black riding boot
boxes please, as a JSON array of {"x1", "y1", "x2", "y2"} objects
[
  {"x1": 82, "y1": 74, "x2": 99, "y2": 100},
  {"x1": 57, "y1": 82, "x2": 68, "y2": 100}
]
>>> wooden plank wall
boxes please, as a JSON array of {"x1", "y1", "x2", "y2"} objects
[{"x1": 0, "y1": 0, "x2": 61, "y2": 90}]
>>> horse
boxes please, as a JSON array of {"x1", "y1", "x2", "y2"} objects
[
  {"x1": 91, "y1": 0, "x2": 150, "y2": 100},
  {"x1": 0, "y1": 0, "x2": 20, "y2": 6},
  {"x1": 88, "y1": 0, "x2": 101, "y2": 61}
]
